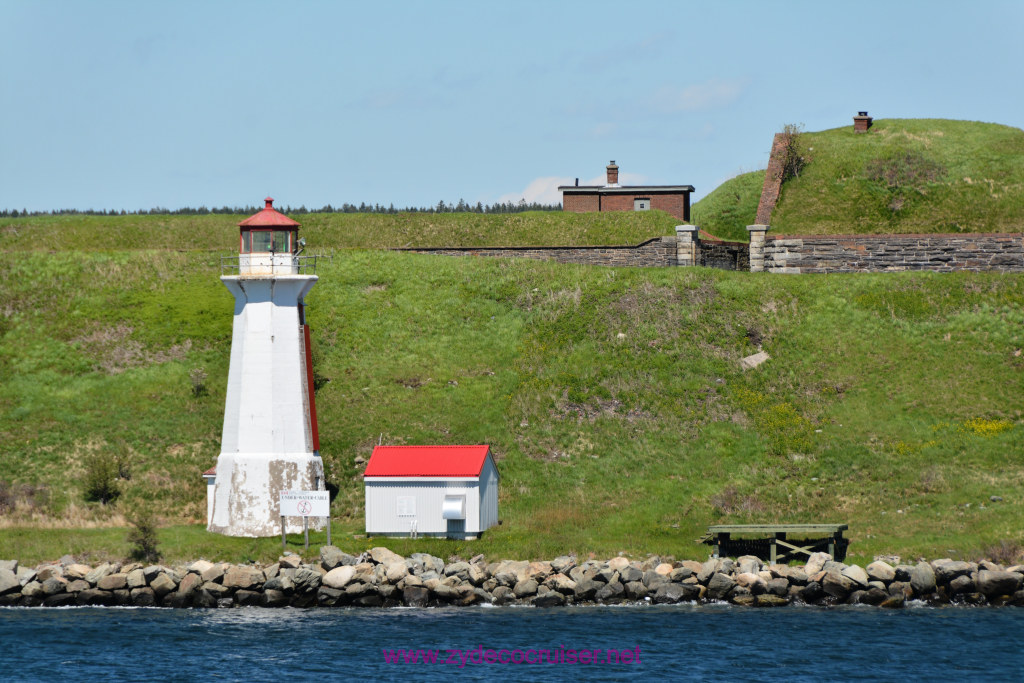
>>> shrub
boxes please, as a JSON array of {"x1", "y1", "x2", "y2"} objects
[
  {"x1": 189, "y1": 367, "x2": 208, "y2": 397},
  {"x1": 126, "y1": 509, "x2": 161, "y2": 563},
  {"x1": 779, "y1": 123, "x2": 808, "y2": 182},
  {"x1": 83, "y1": 452, "x2": 122, "y2": 504},
  {"x1": 980, "y1": 539, "x2": 1022, "y2": 566}
]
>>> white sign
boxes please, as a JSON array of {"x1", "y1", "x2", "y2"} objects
[{"x1": 280, "y1": 490, "x2": 330, "y2": 517}]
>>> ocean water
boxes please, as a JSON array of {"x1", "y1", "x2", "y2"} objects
[{"x1": 2, "y1": 604, "x2": 1023, "y2": 681}]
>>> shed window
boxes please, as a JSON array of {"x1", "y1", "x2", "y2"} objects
[
  {"x1": 634, "y1": 198, "x2": 651, "y2": 211},
  {"x1": 397, "y1": 496, "x2": 416, "y2": 517}
]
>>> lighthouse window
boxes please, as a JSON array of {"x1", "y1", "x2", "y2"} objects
[{"x1": 244, "y1": 230, "x2": 294, "y2": 253}]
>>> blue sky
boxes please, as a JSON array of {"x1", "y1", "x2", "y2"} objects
[{"x1": 3, "y1": 0, "x2": 1022, "y2": 212}]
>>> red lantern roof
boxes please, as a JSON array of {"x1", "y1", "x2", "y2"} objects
[
  {"x1": 363, "y1": 445, "x2": 493, "y2": 477},
  {"x1": 238, "y1": 197, "x2": 300, "y2": 228}
]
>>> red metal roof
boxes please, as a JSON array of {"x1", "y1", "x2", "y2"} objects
[
  {"x1": 202, "y1": 466, "x2": 216, "y2": 476},
  {"x1": 238, "y1": 197, "x2": 300, "y2": 228},
  {"x1": 363, "y1": 445, "x2": 492, "y2": 477}
]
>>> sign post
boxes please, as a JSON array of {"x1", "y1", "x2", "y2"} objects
[{"x1": 279, "y1": 490, "x2": 331, "y2": 551}]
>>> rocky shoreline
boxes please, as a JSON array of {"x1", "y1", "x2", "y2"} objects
[{"x1": 2, "y1": 549, "x2": 1023, "y2": 609}]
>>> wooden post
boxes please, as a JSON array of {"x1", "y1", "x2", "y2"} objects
[
  {"x1": 326, "y1": 516, "x2": 331, "y2": 546},
  {"x1": 303, "y1": 516, "x2": 309, "y2": 550},
  {"x1": 770, "y1": 533, "x2": 777, "y2": 564},
  {"x1": 281, "y1": 515, "x2": 286, "y2": 553}
]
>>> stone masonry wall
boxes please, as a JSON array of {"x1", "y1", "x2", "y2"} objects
[
  {"x1": 399, "y1": 237, "x2": 679, "y2": 268},
  {"x1": 399, "y1": 235, "x2": 747, "y2": 270},
  {"x1": 764, "y1": 233, "x2": 1024, "y2": 274}
]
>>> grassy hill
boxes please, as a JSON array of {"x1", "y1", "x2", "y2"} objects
[
  {"x1": 691, "y1": 119, "x2": 1024, "y2": 240},
  {"x1": 0, "y1": 210, "x2": 680, "y2": 252},
  {"x1": 1, "y1": 244, "x2": 1022, "y2": 565}
]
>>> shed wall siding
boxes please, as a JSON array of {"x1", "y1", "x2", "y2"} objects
[
  {"x1": 365, "y1": 481, "x2": 479, "y2": 535},
  {"x1": 479, "y1": 459, "x2": 499, "y2": 530}
]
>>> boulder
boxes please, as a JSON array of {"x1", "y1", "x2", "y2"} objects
[
  {"x1": 737, "y1": 556, "x2": 760, "y2": 575},
  {"x1": 607, "y1": 557, "x2": 631, "y2": 572},
  {"x1": 403, "y1": 585, "x2": 430, "y2": 607},
  {"x1": 766, "y1": 578, "x2": 790, "y2": 597},
  {"x1": 176, "y1": 572, "x2": 203, "y2": 598},
  {"x1": 323, "y1": 566, "x2": 356, "y2": 590},
  {"x1": 821, "y1": 570, "x2": 853, "y2": 599},
  {"x1": 841, "y1": 564, "x2": 869, "y2": 588},
  {"x1": 804, "y1": 552, "x2": 831, "y2": 576},
  {"x1": 551, "y1": 556, "x2": 576, "y2": 574},
  {"x1": 491, "y1": 586, "x2": 515, "y2": 605},
  {"x1": 200, "y1": 564, "x2": 225, "y2": 584},
  {"x1": 596, "y1": 567, "x2": 619, "y2": 584},
  {"x1": 64, "y1": 564, "x2": 92, "y2": 580},
  {"x1": 467, "y1": 564, "x2": 488, "y2": 586},
  {"x1": 41, "y1": 577, "x2": 67, "y2": 595},
  {"x1": 188, "y1": 560, "x2": 215, "y2": 575},
  {"x1": 642, "y1": 570, "x2": 669, "y2": 589},
  {"x1": 512, "y1": 579, "x2": 538, "y2": 598},
  {"x1": 706, "y1": 573, "x2": 736, "y2": 600},
  {"x1": 43, "y1": 593, "x2": 76, "y2": 607},
  {"x1": 624, "y1": 581, "x2": 649, "y2": 600},
  {"x1": 734, "y1": 572, "x2": 766, "y2": 594},
  {"x1": 933, "y1": 561, "x2": 975, "y2": 585},
  {"x1": 223, "y1": 566, "x2": 264, "y2": 590},
  {"x1": 532, "y1": 590, "x2": 566, "y2": 607},
  {"x1": 865, "y1": 561, "x2": 896, "y2": 583},
  {"x1": 150, "y1": 573, "x2": 177, "y2": 598},
  {"x1": 948, "y1": 575, "x2": 975, "y2": 595},
  {"x1": 543, "y1": 574, "x2": 577, "y2": 595},
  {"x1": 909, "y1": 562, "x2": 936, "y2": 596},
  {"x1": 36, "y1": 565, "x2": 62, "y2": 582},
  {"x1": 573, "y1": 578, "x2": 602, "y2": 601},
  {"x1": 0, "y1": 569, "x2": 19, "y2": 596},
  {"x1": 77, "y1": 588, "x2": 116, "y2": 606},
  {"x1": 655, "y1": 562, "x2": 675, "y2": 577},
  {"x1": 620, "y1": 566, "x2": 644, "y2": 583},
  {"x1": 0, "y1": 560, "x2": 17, "y2": 573},
  {"x1": 797, "y1": 581, "x2": 823, "y2": 603},
  {"x1": 319, "y1": 546, "x2": 353, "y2": 570},
  {"x1": 126, "y1": 568, "x2": 147, "y2": 589},
  {"x1": 97, "y1": 573, "x2": 128, "y2": 591},
  {"x1": 262, "y1": 589, "x2": 289, "y2": 607},
  {"x1": 595, "y1": 581, "x2": 625, "y2": 602},
  {"x1": 65, "y1": 579, "x2": 89, "y2": 593},
  {"x1": 385, "y1": 561, "x2": 409, "y2": 584},
  {"x1": 85, "y1": 563, "x2": 114, "y2": 586},
  {"x1": 369, "y1": 547, "x2": 404, "y2": 565},
  {"x1": 755, "y1": 594, "x2": 789, "y2": 607},
  {"x1": 130, "y1": 587, "x2": 156, "y2": 607},
  {"x1": 653, "y1": 583, "x2": 700, "y2": 604},
  {"x1": 977, "y1": 570, "x2": 1023, "y2": 597}
]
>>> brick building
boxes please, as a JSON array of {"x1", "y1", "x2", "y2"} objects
[{"x1": 559, "y1": 161, "x2": 694, "y2": 222}]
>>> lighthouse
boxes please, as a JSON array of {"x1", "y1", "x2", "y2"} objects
[{"x1": 208, "y1": 198, "x2": 326, "y2": 537}]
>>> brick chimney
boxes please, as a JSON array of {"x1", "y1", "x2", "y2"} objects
[
  {"x1": 606, "y1": 160, "x2": 619, "y2": 186},
  {"x1": 853, "y1": 111, "x2": 872, "y2": 133}
]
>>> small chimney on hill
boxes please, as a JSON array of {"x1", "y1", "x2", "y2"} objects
[
  {"x1": 853, "y1": 111, "x2": 872, "y2": 133},
  {"x1": 606, "y1": 160, "x2": 619, "y2": 186}
]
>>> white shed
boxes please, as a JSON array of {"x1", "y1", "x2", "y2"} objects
[{"x1": 363, "y1": 445, "x2": 499, "y2": 539}]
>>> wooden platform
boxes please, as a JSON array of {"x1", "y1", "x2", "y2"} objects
[{"x1": 701, "y1": 524, "x2": 849, "y2": 563}]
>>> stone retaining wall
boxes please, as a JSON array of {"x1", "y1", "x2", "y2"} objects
[
  {"x1": 397, "y1": 233, "x2": 750, "y2": 271},
  {"x1": 2, "y1": 550, "x2": 1022, "y2": 609},
  {"x1": 761, "y1": 232, "x2": 1024, "y2": 274}
]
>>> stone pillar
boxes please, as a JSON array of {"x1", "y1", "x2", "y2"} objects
[
  {"x1": 747, "y1": 225, "x2": 769, "y2": 272},
  {"x1": 675, "y1": 225, "x2": 699, "y2": 267}
]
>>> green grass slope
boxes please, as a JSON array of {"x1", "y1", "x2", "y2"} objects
[
  {"x1": 689, "y1": 119, "x2": 1024, "y2": 240},
  {"x1": 1, "y1": 247, "x2": 1022, "y2": 565},
  {"x1": 0, "y1": 210, "x2": 679, "y2": 252},
  {"x1": 690, "y1": 171, "x2": 765, "y2": 242},
  {"x1": 774, "y1": 119, "x2": 1024, "y2": 234}
]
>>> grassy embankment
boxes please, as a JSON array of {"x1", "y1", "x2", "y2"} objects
[
  {"x1": 1, "y1": 240, "x2": 1021, "y2": 566},
  {"x1": 689, "y1": 119, "x2": 1024, "y2": 241}
]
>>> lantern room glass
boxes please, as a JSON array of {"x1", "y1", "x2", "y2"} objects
[{"x1": 240, "y1": 229, "x2": 295, "y2": 254}]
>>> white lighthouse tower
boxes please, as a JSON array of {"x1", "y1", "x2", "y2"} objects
[{"x1": 208, "y1": 198, "x2": 326, "y2": 537}]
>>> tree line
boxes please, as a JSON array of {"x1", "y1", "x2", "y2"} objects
[{"x1": 0, "y1": 198, "x2": 561, "y2": 218}]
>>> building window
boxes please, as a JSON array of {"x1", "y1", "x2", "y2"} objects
[
  {"x1": 397, "y1": 496, "x2": 416, "y2": 517},
  {"x1": 240, "y1": 229, "x2": 295, "y2": 253},
  {"x1": 634, "y1": 198, "x2": 650, "y2": 211}
]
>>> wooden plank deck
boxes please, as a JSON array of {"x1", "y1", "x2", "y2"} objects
[{"x1": 702, "y1": 524, "x2": 849, "y2": 563}]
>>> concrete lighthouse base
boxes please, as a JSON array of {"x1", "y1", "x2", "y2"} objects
[{"x1": 208, "y1": 452, "x2": 325, "y2": 537}]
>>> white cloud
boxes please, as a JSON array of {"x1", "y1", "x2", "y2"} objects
[
  {"x1": 497, "y1": 171, "x2": 649, "y2": 205},
  {"x1": 651, "y1": 78, "x2": 747, "y2": 113}
]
